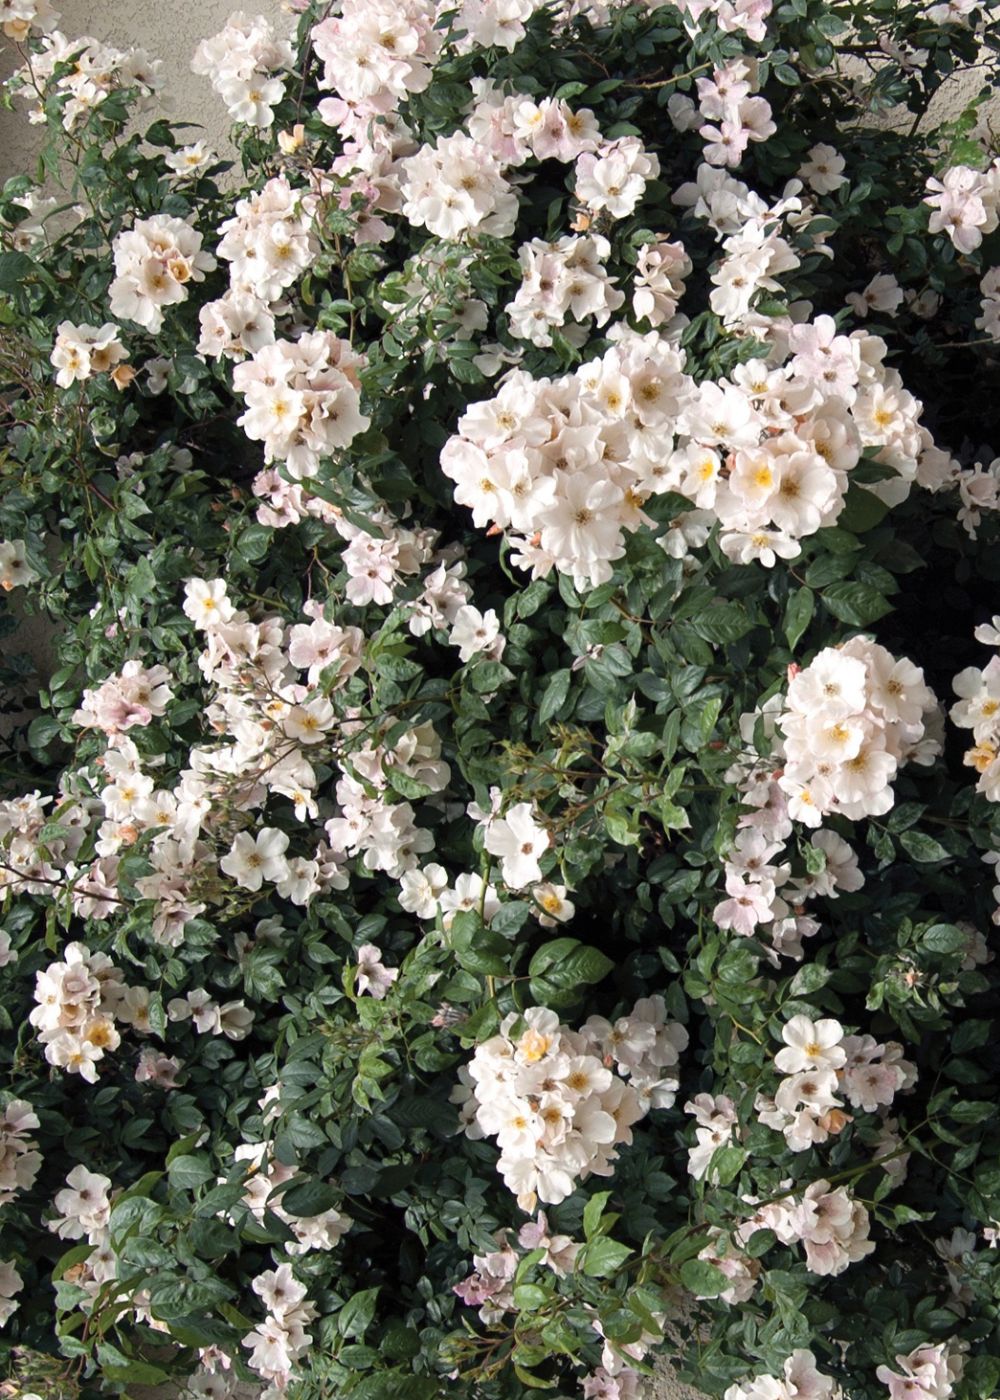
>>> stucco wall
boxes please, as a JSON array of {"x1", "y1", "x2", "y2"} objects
[
  {"x1": 0, "y1": 2, "x2": 286, "y2": 722},
  {"x1": 0, "y1": 0, "x2": 288, "y2": 180},
  {"x1": 3, "y1": 6, "x2": 998, "y2": 182},
  {"x1": 841, "y1": 48, "x2": 1000, "y2": 135}
]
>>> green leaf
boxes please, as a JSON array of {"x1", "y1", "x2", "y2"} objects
[
  {"x1": 886, "y1": 801, "x2": 926, "y2": 832},
  {"x1": 783, "y1": 588, "x2": 814, "y2": 651},
  {"x1": 167, "y1": 1315, "x2": 240, "y2": 1350},
  {"x1": 803, "y1": 842, "x2": 827, "y2": 876},
  {"x1": 235, "y1": 522, "x2": 273, "y2": 562},
  {"x1": 491, "y1": 901, "x2": 531, "y2": 937},
  {"x1": 0, "y1": 251, "x2": 35, "y2": 291},
  {"x1": 965, "y1": 1357, "x2": 1000, "y2": 1396},
  {"x1": 679, "y1": 1258, "x2": 729, "y2": 1296},
  {"x1": 659, "y1": 799, "x2": 688, "y2": 832},
  {"x1": 516, "y1": 580, "x2": 552, "y2": 619},
  {"x1": 513, "y1": 1364, "x2": 558, "y2": 1391},
  {"x1": 339, "y1": 1287, "x2": 380, "y2": 1339},
  {"x1": 890, "y1": 1204, "x2": 934, "y2": 1225},
  {"x1": 708, "y1": 1145, "x2": 747, "y2": 1186},
  {"x1": 194, "y1": 1183, "x2": 245, "y2": 1219},
  {"x1": 380, "y1": 1324, "x2": 421, "y2": 1361},
  {"x1": 790, "y1": 962, "x2": 831, "y2": 996},
  {"x1": 146, "y1": 1275, "x2": 234, "y2": 1319},
  {"x1": 949, "y1": 1100, "x2": 994, "y2": 1124},
  {"x1": 839, "y1": 485, "x2": 890, "y2": 533},
  {"x1": 100, "y1": 1360, "x2": 171, "y2": 1385},
  {"x1": 899, "y1": 831, "x2": 951, "y2": 864},
  {"x1": 692, "y1": 602, "x2": 754, "y2": 645},
  {"x1": 538, "y1": 668, "x2": 572, "y2": 725},
  {"x1": 384, "y1": 767, "x2": 434, "y2": 801},
  {"x1": 949, "y1": 137, "x2": 987, "y2": 169},
  {"x1": 167, "y1": 1154, "x2": 214, "y2": 1190},
  {"x1": 114, "y1": 1168, "x2": 165, "y2": 1201},
  {"x1": 951, "y1": 1019, "x2": 990, "y2": 1054},
  {"x1": 125, "y1": 555, "x2": 156, "y2": 602},
  {"x1": 109, "y1": 1195, "x2": 161, "y2": 1243},
  {"x1": 187, "y1": 1219, "x2": 237, "y2": 1260},
  {"x1": 515, "y1": 1248, "x2": 546, "y2": 1285},
  {"x1": 716, "y1": 944, "x2": 758, "y2": 987},
  {"x1": 27, "y1": 713, "x2": 62, "y2": 757},
  {"x1": 583, "y1": 1190, "x2": 613, "y2": 1240},
  {"x1": 820, "y1": 581, "x2": 893, "y2": 626},
  {"x1": 454, "y1": 936, "x2": 509, "y2": 976},
  {"x1": 921, "y1": 923, "x2": 967, "y2": 954},
  {"x1": 120, "y1": 1235, "x2": 174, "y2": 1270},
  {"x1": 742, "y1": 1228, "x2": 776, "y2": 1259},
  {"x1": 166, "y1": 1133, "x2": 201, "y2": 1166},
  {"x1": 373, "y1": 650, "x2": 423, "y2": 683},
  {"x1": 347, "y1": 1372, "x2": 439, "y2": 1400},
  {"x1": 338, "y1": 1344, "x2": 380, "y2": 1369},
  {"x1": 581, "y1": 1236, "x2": 632, "y2": 1277},
  {"x1": 53, "y1": 1243, "x2": 96, "y2": 1281},
  {"x1": 468, "y1": 660, "x2": 515, "y2": 692},
  {"x1": 279, "y1": 1179, "x2": 341, "y2": 1217},
  {"x1": 528, "y1": 938, "x2": 614, "y2": 989},
  {"x1": 513, "y1": 1283, "x2": 550, "y2": 1310},
  {"x1": 683, "y1": 695, "x2": 722, "y2": 749}
]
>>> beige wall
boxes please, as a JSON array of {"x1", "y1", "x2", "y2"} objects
[
  {"x1": 840, "y1": 49, "x2": 1000, "y2": 136},
  {"x1": 2, "y1": 6, "x2": 997, "y2": 222},
  {"x1": 0, "y1": 0, "x2": 287, "y2": 180},
  {"x1": 0, "y1": 2, "x2": 286, "y2": 698}
]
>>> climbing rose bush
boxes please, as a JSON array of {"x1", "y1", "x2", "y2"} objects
[{"x1": 2, "y1": 1, "x2": 1000, "y2": 1398}]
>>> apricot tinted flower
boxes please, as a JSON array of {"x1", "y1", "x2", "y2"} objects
[
  {"x1": 355, "y1": 943, "x2": 398, "y2": 999},
  {"x1": 532, "y1": 882, "x2": 575, "y2": 926},
  {"x1": 775, "y1": 1015, "x2": 846, "y2": 1073},
  {"x1": 191, "y1": 12, "x2": 293, "y2": 127},
  {"x1": 400, "y1": 131, "x2": 517, "y2": 239},
  {"x1": 0, "y1": 1259, "x2": 22, "y2": 1326},
  {"x1": 51, "y1": 321, "x2": 126, "y2": 387},
  {"x1": 724, "y1": 1349, "x2": 840, "y2": 1400},
  {"x1": 164, "y1": 141, "x2": 215, "y2": 177},
  {"x1": 714, "y1": 871, "x2": 777, "y2": 936},
  {"x1": 483, "y1": 802, "x2": 550, "y2": 888},
  {"x1": 574, "y1": 137, "x2": 659, "y2": 219},
  {"x1": 450, "y1": 605, "x2": 504, "y2": 663},
  {"x1": 183, "y1": 578, "x2": 235, "y2": 628},
  {"x1": 924, "y1": 165, "x2": 999, "y2": 253},
  {"x1": 109, "y1": 213, "x2": 216, "y2": 332},
  {"x1": 798, "y1": 143, "x2": 848, "y2": 194},
  {"x1": 220, "y1": 828, "x2": 291, "y2": 892},
  {"x1": 0, "y1": 540, "x2": 38, "y2": 590},
  {"x1": 846, "y1": 273, "x2": 904, "y2": 319},
  {"x1": 877, "y1": 1342, "x2": 963, "y2": 1400},
  {"x1": 50, "y1": 1164, "x2": 112, "y2": 1239}
]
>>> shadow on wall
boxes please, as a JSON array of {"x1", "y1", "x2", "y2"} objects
[
  {"x1": 0, "y1": 2, "x2": 287, "y2": 716},
  {"x1": 839, "y1": 45, "x2": 1000, "y2": 135},
  {"x1": 0, "y1": 0, "x2": 287, "y2": 181}
]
